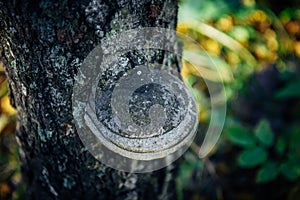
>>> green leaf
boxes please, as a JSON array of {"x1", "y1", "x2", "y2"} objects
[
  {"x1": 184, "y1": 75, "x2": 207, "y2": 108},
  {"x1": 255, "y1": 119, "x2": 274, "y2": 148},
  {"x1": 275, "y1": 79, "x2": 300, "y2": 99},
  {"x1": 256, "y1": 162, "x2": 279, "y2": 183},
  {"x1": 225, "y1": 125, "x2": 256, "y2": 148},
  {"x1": 178, "y1": 0, "x2": 233, "y2": 22},
  {"x1": 0, "y1": 80, "x2": 8, "y2": 98},
  {"x1": 229, "y1": 26, "x2": 250, "y2": 43},
  {"x1": 275, "y1": 137, "x2": 286, "y2": 155},
  {"x1": 238, "y1": 147, "x2": 268, "y2": 168},
  {"x1": 289, "y1": 128, "x2": 300, "y2": 151},
  {"x1": 280, "y1": 162, "x2": 300, "y2": 181},
  {"x1": 186, "y1": 74, "x2": 199, "y2": 87},
  {"x1": 287, "y1": 152, "x2": 300, "y2": 165}
]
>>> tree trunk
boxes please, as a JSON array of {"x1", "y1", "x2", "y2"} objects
[{"x1": 0, "y1": 0, "x2": 179, "y2": 199}]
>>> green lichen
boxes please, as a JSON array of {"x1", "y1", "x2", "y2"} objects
[{"x1": 63, "y1": 176, "x2": 76, "y2": 189}]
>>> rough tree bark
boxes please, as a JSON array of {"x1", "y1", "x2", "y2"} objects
[{"x1": 0, "y1": 0, "x2": 180, "y2": 199}]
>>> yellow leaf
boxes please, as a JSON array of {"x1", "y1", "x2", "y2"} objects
[
  {"x1": 1, "y1": 95, "x2": 17, "y2": 115},
  {"x1": 0, "y1": 115, "x2": 9, "y2": 134}
]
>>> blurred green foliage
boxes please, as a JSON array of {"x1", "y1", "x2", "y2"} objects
[
  {"x1": 224, "y1": 118, "x2": 300, "y2": 183},
  {"x1": 178, "y1": 0, "x2": 300, "y2": 199},
  {"x1": 0, "y1": 63, "x2": 24, "y2": 200}
]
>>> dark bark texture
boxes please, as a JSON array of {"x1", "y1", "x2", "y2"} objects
[{"x1": 0, "y1": 0, "x2": 179, "y2": 199}]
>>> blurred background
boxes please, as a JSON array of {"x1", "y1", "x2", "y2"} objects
[
  {"x1": 1, "y1": 0, "x2": 300, "y2": 199},
  {"x1": 177, "y1": 0, "x2": 300, "y2": 199}
]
